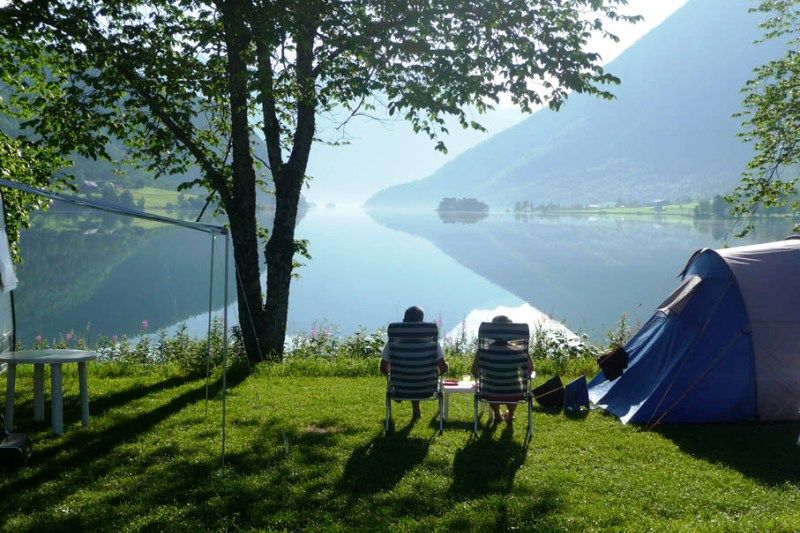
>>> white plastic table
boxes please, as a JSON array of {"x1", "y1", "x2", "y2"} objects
[
  {"x1": 1, "y1": 349, "x2": 97, "y2": 435},
  {"x1": 442, "y1": 380, "x2": 482, "y2": 422}
]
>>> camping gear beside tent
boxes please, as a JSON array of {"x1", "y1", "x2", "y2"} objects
[
  {"x1": 589, "y1": 237, "x2": 800, "y2": 425},
  {"x1": 564, "y1": 376, "x2": 590, "y2": 412},
  {"x1": 533, "y1": 375, "x2": 564, "y2": 410},
  {"x1": 597, "y1": 345, "x2": 628, "y2": 381}
]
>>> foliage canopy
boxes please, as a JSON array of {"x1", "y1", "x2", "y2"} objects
[
  {"x1": 1, "y1": 0, "x2": 639, "y2": 361},
  {"x1": 728, "y1": 0, "x2": 800, "y2": 235}
]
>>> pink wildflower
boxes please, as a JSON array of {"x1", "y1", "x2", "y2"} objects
[
  {"x1": 35, "y1": 335, "x2": 42, "y2": 344},
  {"x1": 141, "y1": 320, "x2": 149, "y2": 331},
  {"x1": 66, "y1": 331, "x2": 74, "y2": 342},
  {"x1": 112, "y1": 334, "x2": 118, "y2": 343}
]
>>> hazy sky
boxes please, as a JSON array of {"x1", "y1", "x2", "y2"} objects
[{"x1": 305, "y1": 0, "x2": 691, "y2": 205}]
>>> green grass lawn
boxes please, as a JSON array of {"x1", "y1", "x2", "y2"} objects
[
  {"x1": 1, "y1": 362, "x2": 798, "y2": 531},
  {"x1": 128, "y1": 186, "x2": 199, "y2": 211}
]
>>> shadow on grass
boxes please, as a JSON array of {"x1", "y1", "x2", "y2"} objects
[
  {"x1": 654, "y1": 423, "x2": 800, "y2": 486},
  {"x1": 0, "y1": 368, "x2": 250, "y2": 517},
  {"x1": 87, "y1": 375, "x2": 187, "y2": 417},
  {"x1": 337, "y1": 421, "x2": 431, "y2": 495},
  {"x1": 449, "y1": 422, "x2": 527, "y2": 497}
]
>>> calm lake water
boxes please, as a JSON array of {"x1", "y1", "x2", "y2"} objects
[{"x1": 14, "y1": 207, "x2": 793, "y2": 346}]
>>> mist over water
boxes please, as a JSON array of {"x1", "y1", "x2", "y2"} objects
[{"x1": 14, "y1": 207, "x2": 791, "y2": 346}]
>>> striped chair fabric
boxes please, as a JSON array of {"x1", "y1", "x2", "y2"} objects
[
  {"x1": 386, "y1": 322, "x2": 440, "y2": 400},
  {"x1": 477, "y1": 322, "x2": 530, "y2": 401}
]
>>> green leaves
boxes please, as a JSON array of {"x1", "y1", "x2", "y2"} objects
[
  {"x1": 730, "y1": 0, "x2": 800, "y2": 236},
  {"x1": 0, "y1": 134, "x2": 69, "y2": 262}
]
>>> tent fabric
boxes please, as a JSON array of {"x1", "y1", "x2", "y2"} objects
[
  {"x1": 590, "y1": 238, "x2": 800, "y2": 424},
  {"x1": 717, "y1": 241, "x2": 800, "y2": 421}
]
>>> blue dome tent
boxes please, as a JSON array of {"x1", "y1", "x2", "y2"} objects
[{"x1": 589, "y1": 237, "x2": 800, "y2": 425}]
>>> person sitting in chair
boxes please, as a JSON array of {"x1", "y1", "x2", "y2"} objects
[
  {"x1": 471, "y1": 315, "x2": 533, "y2": 423},
  {"x1": 380, "y1": 305, "x2": 449, "y2": 419}
]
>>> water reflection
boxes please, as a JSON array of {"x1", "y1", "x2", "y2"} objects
[
  {"x1": 446, "y1": 303, "x2": 577, "y2": 342},
  {"x1": 437, "y1": 210, "x2": 489, "y2": 224},
  {"x1": 15, "y1": 209, "x2": 234, "y2": 344},
  {"x1": 368, "y1": 210, "x2": 793, "y2": 340},
  {"x1": 13, "y1": 206, "x2": 794, "y2": 346}
]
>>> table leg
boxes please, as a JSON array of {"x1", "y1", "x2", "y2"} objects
[
  {"x1": 50, "y1": 363, "x2": 63, "y2": 435},
  {"x1": 4, "y1": 362, "x2": 15, "y2": 432},
  {"x1": 78, "y1": 361, "x2": 90, "y2": 427},
  {"x1": 33, "y1": 364, "x2": 45, "y2": 422},
  {"x1": 443, "y1": 390, "x2": 450, "y2": 422}
]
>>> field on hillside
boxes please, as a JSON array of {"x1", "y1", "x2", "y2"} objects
[{"x1": 1, "y1": 362, "x2": 797, "y2": 531}]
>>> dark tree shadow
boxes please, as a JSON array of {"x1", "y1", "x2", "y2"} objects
[
  {"x1": 654, "y1": 423, "x2": 800, "y2": 486},
  {"x1": 86, "y1": 375, "x2": 187, "y2": 417},
  {"x1": 0, "y1": 369, "x2": 249, "y2": 508},
  {"x1": 337, "y1": 421, "x2": 431, "y2": 495},
  {"x1": 449, "y1": 422, "x2": 527, "y2": 497}
]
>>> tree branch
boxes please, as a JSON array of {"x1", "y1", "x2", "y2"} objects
[
  {"x1": 254, "y1": 30, "x2": 285, "y2": 176},
  {"x1": 3, "y1": 1, "x2": 232, "y2": 205},
  {"x1": 287, "y1": 22, "x2": 317, "y2": 180}
]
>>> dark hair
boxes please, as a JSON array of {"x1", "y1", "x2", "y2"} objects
[
  {"x1": 403, "y1": 306, "x2": 425, "y2": 323},
  {"x1": 491, "y1": 315, "x2": 512, "y2": 323}
]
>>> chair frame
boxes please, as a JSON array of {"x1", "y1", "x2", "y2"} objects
[
  {"x1": 473, "y1": 323, "x2": 533, "y2": 438},
  {"x1": 383, "y1": 323, "x2": 444, "y2": 434}
]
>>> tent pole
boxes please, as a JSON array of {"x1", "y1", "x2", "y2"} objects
[
  {"x1": 204, "y1": 234, "x2": 216, "y2": 417},
  {"x1": 221, "y1": 230, "x2": 229, "y2": 467}
]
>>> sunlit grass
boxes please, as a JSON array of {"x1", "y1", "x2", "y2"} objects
[
  {"x1": 128, "y1": 186, "x2": 200, "y2": 211},
  {"x1": 1, "y1": 362, "x2": 798, "y2": 530}
]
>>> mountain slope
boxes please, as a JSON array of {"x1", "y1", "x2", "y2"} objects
[{"x1": 366, "y1": 0, "x2": 785, "y2": 208}]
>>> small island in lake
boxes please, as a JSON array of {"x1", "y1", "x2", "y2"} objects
[
  {"x1": 436, "y1": 197, "x2": 489, "y2": 224},
  {"x1": 436, "y1": 197, "x2": 489, "y2": 213}
]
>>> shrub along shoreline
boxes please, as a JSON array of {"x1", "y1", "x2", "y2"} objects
[{"x1": 22, "y1": 316, "x2": 619, "y2": 379}]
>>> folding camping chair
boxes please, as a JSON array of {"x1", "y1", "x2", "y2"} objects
[
  {"x1": 474, "y1": 321, "x2": 533, "y2": 438},
  {"x1": 384, "y1": 322, "x2": 444, "y2": 433}
]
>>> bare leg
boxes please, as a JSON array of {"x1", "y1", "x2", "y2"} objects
[
  {"x1": 505, "y1": 404, "x2": 517, "y2": 421},
  {"x1": 411, "y1": 401, "x2": 421, "y2": 419},
  {"x1": 490, "y1": 404, "x2": 503, "y2": 422}
]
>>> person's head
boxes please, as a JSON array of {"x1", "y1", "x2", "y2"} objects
[
  {"x1": 491, "y1": 315, "x2": 512, "y2": 324},
  {"x1": 403, "y1": 306, "x2": 425, "y2": 323}
]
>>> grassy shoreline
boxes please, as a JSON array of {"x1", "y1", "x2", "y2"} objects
[{"x1": 0, "y1": 359, "x2": 798, "y2": 530}]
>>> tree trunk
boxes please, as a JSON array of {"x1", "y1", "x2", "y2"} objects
[
  {"x1": 220, "y1": 0, "x2": 269, "y2": 364},
  {"x1": 263, "y1": 169, "x2": 304, "y2": 358},
  {"x1": 226, "y1": 199, "x2": 269, "y2": 363}
]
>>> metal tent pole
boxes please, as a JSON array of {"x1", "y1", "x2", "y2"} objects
[
  {"x1": 204, "y1": 234, "x2": 216, "y2": 417},
  {"x1": 221, "y1": 230, "x2": 229, "y2": 467}
]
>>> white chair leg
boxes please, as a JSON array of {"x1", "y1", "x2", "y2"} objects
[
  {"x1": 51, "y1": 363, "x2": 63, "y2": 435},
  {"x1": 33, "y1": 364, "x2": 45, "y2": 422}
]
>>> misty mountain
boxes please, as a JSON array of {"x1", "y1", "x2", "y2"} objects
[{"x1": 366, "y1": 0, "x2": 786, "y2": 209}]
